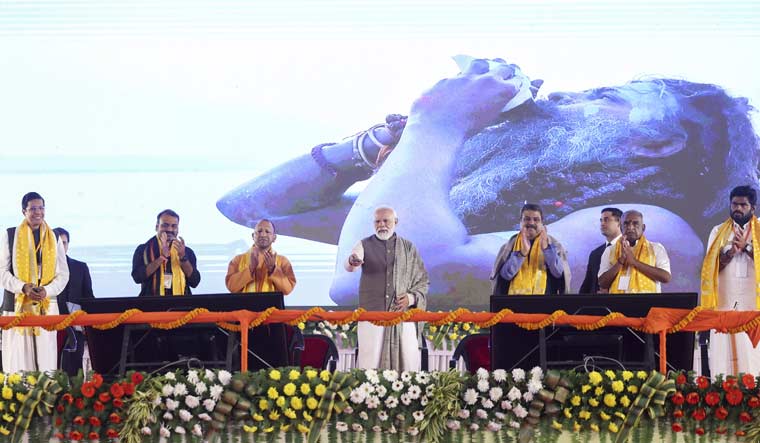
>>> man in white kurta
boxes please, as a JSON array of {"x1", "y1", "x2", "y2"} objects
[
  {"x1": 702, "y1": 185, "x2": 760, "y2": 376},
  {"x1": 0, "y1": 192, "x2": 69, "y2": 372}
]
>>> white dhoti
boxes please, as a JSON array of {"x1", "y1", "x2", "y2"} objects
[
  {"x1": 357, "y1": 321, "x2": 420, "y2": 371},
  {"x1": 1, "y1": 303, "x2": 59, "y2": 373}
]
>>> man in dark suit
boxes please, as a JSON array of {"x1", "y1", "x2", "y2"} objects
[
  {"x1": 578, "y1": 208, "x2": 622, "y2": 294},
  {"x1": 54, "y1": 227, "x2": 94, "y2": 375}
]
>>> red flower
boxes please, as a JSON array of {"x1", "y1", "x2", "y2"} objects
[
  {"x1": 737, "y1": 430, "x2": 747, "y2": 437},
  {"x1": 108, "y1": 413, "x2": 122, "y2": 424},
  {"x1": 750, "y1": 396, "x2": 760, "y2": 408},
  {"x1": 695, "y1": 427, "x2": 705, "y2": 436},
  {"x1": 73, "y1": 416, "x2": 85, "y2": 426},
  {"x1": 686, "y1": 392, "x2": 700, "y2": 405},
  {"x1": 92, "y1": 373, "x2": 104, "y2": 388},
  {"x1": 715, "y1": 407, "x2": 729, "y2": 420},
  {"x1": 727, "y1": 388, "x2": 744, "y2": 406},
  {"x1": 740, "y1": 411, "x2": 753, "y2": 423},
  {"x1": 131, "y1": 372, "x2": 144, "y2": 385},
  {"x1": 705, "y1": 391, "x2": 721, "y2": 406},
  {"x1": 106, "y1": 429, "x2": 119, "y2": 438},
  {"x1": 676, "y1": 373, "x2": 687, "y2": 385},
  {"x1": 54, "y1": 433, "x2": 64, "y2": 439},
  {"x1": 98, "y1": 392, "x2": 111, "y2": 403},
  {"x1": 56, "y1": 405, "x2": 65, "y2": 413},
  {"x1": 80, "y1": 382, "x2": 96, "y2": 398},
  {"x1": 55, "y1": 417, "x2": 63, "y2": 427},
  {"x1": 672, "y1": 423, "x2": 683, "y2": 432},
  {"x1": 113, "y1": 398, "x2": 124, "y2": 408},
  {"x1": 93, "y1": 401, "x2": 105, "y2": 412},
  {"x1": 122, "y1": 382, "x2": 135, "y2": 395},
  {"x1": 696, "y1": 376, "x2": 710, "y2": 390},
  {"x1": 716, "y1": 427, "x2": 728, "y2": 435},
  {"x1": 743, "y1": 373, "x2": 757, "y2": 389},
  {"x1": 723, "y1": 377, "x2": 738, "y2": 391},
  {"x1": 75, "y1": 398, "x2": 85, "y2": 410},
  {"x1": 673, "y1": 409, "x2": 684, "y2": 419},
  {"x1": 89, "y1": 416, "x2": 102, "y2": 427},
  {"x1": 88, "y1": 432, "x2": 99, "y2": 440},
  {"x1": 691, "y1": 408, "x2": 706, "y2": 421},
  {"x1": 69, "y1": 431, "x2": 83, "y2": 441},
  {"x1": 61, "y1": 393, "x2": 74, "y2": 404},
  {"x1": 671, "y1": 392, "x2": 685, "y2": 405},
  {"x1": 110, "y1": 383, "x2": 125, "y2": 399}
]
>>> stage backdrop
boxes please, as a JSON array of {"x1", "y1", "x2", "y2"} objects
[{"x1": 1, "y1": 0, "x2": 758, "y2": 308}]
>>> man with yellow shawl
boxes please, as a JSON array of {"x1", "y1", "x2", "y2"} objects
[
  {"x1": 0, "y1": 192, "x2": 69, "y2": 372},
  {"x1": 701, "y1": 185, "x2": 760, "y2": 376},
  {"x1": 598, "y1": 210, "x2": 671, "y2": 293},
  {"x1": 131, "y1": 209, "x2": 200, "y2": 296},
  {"x1": 491, "y1": 204, "x2": 571, "y2": 295},
  {"x1": 225, "y1": 219, "x2": 296, "y2": 294}
]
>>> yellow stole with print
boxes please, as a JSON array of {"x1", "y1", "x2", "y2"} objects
[
  {"x1": 701, "y1": 217, "x2": 760, "y2": 309},
  {"x1": 609, "y1": 235, "x2": 657, "y2": 294},
  {"x1": 238, "y1": 247, "x2": 282, "y2": 293},
  {"x1": 507, "y1": 233, "x2": 546, "y2": 295},
  {"x1": 156, "y1": 235, "x2": 186, "y2": 296},
  {"x1": 14, "y1": 220, "x2": 57, "y2": 335}
]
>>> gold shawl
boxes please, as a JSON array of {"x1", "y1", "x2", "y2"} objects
[
  {"x1": 237, "y1": 247, "x2": 282, "y2": 293},
  {"x1": 157, "y1": 235, "x2": 186, "y2": 296},
  {"x1": 507, "y1": 232, "x2": 546, "y2": 295},
  {"x1": 13, "y1": 220, "x2": 56, "y2": 334},
  {"x1": 609, "y1": 235, "x2": 657, "y2": 294}
]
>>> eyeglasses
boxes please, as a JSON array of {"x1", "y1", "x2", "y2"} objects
[{"x1": 26, "y1": 206, "x2": 45, "y2": 212}]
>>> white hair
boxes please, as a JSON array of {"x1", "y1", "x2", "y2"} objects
[{"x1": 373, "y1": 206, "x2": 398, "y2": 219}]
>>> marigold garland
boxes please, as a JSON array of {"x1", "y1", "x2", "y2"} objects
[
  {"x1": 574, "y1": 312, "x2": 625, "y2": 331},
  {"x1": 288, "y1": 307, "x2": 326, "y2": 326},
  {"x1": 149, "y1": 308, "x2": 209, "y2": 330},
  {"x1": 517, "y1": 310, "x2": 568, "y2": 330},
  {"x1": 0, "y1": 312, "x2": 32, "y2": 330},
  {"x1": 727, "y1": 311, "x2": 760, "y2": 334},
  {"x1": 370, "y1": 308, "x2": 422, "y2": 327},
  {"x1": 251, "y1": 306, "x2": 278, "y2": 327},
  {"x1": 43, "y1": 310, "x2": 86, "y2": 331},
  {"x1": 92, "y1": 309, "x2": 142, "y2": 330},
  {"x1": 477, "y1": 308, "x2": 514, "y2": 328},
  {"x1": 332, "y1": 308, "x2": 366, "y2": 326},
  {"x1": 430, "y1": 308, "x2": 472, "y2": 326},
  {"x1": 667, "y1": 306, "x2": 705, "y2": 334}
]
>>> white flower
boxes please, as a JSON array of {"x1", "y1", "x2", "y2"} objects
[
  {"x1": 489, "y1": 387, "x2": 503, "y2": 402},
  {"x1": 165, "y1": 398, "x2": 179, "y2": 411},
  {"x1": 141, "y1": 427, "x2": 152, "y2": 435},
  {"x1": 324, "y1": 330, "x2": 334, "y2": 338},
  {"x1": 358, "y1": 382, "x2": 375, "y2": 394},
  {"x1": 412, "y1": 411, "x2": 425, "y2": 422},
  {"x1": 335, "y1": 422, "x2": 348, "y2": 432},
  {"x1": 457, "y1": 409, "x2": 470, "y2": 419},
  {"x1": 378, "y1": 411, "x2": 389, "y2": 422},
  {"x1": 477, "y1": 379, "x2": 490, "y2": 392},
  {"x1": 318, "y1": 321, "x2": 325, "y2": 329},
  {"x1": 198, "y1": 413, "x2": 212, "y2": 422},
  {"x1": 513, "y1": 404, "x2": 528, "y2": 419},
  {"x1": 163, "y1": 412, "x2": 174, "y2": 420},
  {"x1": 161, "y1": 385, "x2": 174, "y2": 397},
  {"x1": 217, "y1": 370, "x2": 232, "y2": 385},
  {"x1": 447, "y1": 420, "x2": 461, "y2": 430},
  {"x1": 523, "y1": 392, "x2": 534, "y2": 402},
  {"x1": 152, "y1": 395, "x2": 162, "y2": 406},
  {"x1": 425, "y1": 385, "x2": 435, "y2": 396},
  {"x1": 328, "y1": 322, "x2": 337, "y2": 330},
  {"x1": 159, "y1": 426, "x2": 171, "y2": 438},
  {"x1": 481, "y1": 399, "x2": 494, "y2": 409},
  {"x1": 359, "y1": 411, "x2": 369, "y2": 420},
  {"x1": 342, "y1": 323, "x2": 350, "y2": 331},
  {"x1": 192, "y1": 424, "x2": 202, "y2": 436},
  {"x1": 178, "y1": 409, "x2": 193, "y2": 422},
  {"x1": 372, "y1": 425, "x2": 382, "y2": 433},
  {"x1": 350, "y1": 389, "x2": 366, "y2": 404},
  {"x1": 495, "y1": 412, "x2": 506, "y2": 420},
  {"x1": 391, "y1": 380, "x2": 404, "y2": 392},
  {"x1": 203, "y1": 399, "x2": 216, "y2": 412},
  {"x1": 204, "y1": 369, "x2": 215, "y2": 382},
  {"x1": 470, "y1": 423, "x2": 480, "y2": 431},
  {"x1": 464, "y1": 388, "x2": 478, "y2": 405},
  {"x1": 476, "y1": 409, "x2": 488, "y2": 419},
  {"x1": 365, "y1": 369, "x2": 379, "y2": 384},
  {"x1": 165, "y1": 373, "x2": 176, "y2": 381},
  {"x1": 415, "y1": 372, "x2": 430, "y2": 385},
  {"x1": 174, "y1": 426, "x2": 186, "y2": 435},
  {"x1": 340, "y1": 332, "x2": 348, "y2": 340},
  {"x1": 185, "y1": 395, "x2": 200, "y2": 409},
  {"x1": 510, "y1": 421, "x2": 521, "y2": 429},
  {"x1": 194, "y1": 382, "x2": 207, "y2": 395},
  {"x1": 407, "y1": 385, "x2": 421, "y2": 400},
  {"x1": 493, "y1": 369, "x2": 507, "y2": 382},
  {"x1": 209, "y1": 385, "x2": 224, "y2": 401},
  {"x1": 487, "y1": 421, "x2": 502, "y2": 431},
  {"x1": 351, "y1": 424, "x2": 364, "y2": 432},
  {"x1": 187, "y1": 370, "x2": 200, "y2": 384},
  {"x1": 501, "y1": 400, "x2": 513, "y2": 410},
  {"x1": 366, "y1": 396, "x2": 380, "y2": 409},
  {"x1": 420, "y1": 396, "x2": 429, "y2": 406},
  {"x1": 527, "y1": 379, "x2": 542, "y2": 394},
  {"x1": 173, "y1": 383, "x2": 188, "y2": 397},
  {"x1": 511, "y1": 368, "x2": 526, "y2": 383},
  {"x1": 313, "y1": 330, "x2": 322, "y2": 335},
  {"x1": 407, "y1": 426, "x2": 419, "y2": 436},
  {"x1": 400, "y1": 393, "x2": 412, "y2": 405},
  {"x1": 530, "y1": 366, "x2": 543, "y2": 380},
  {"x1": 476, "y1": 367, "x2": 489, "y2": 380},
  {"x1": 401, "y1": 371, "x2": 412, "y2": 382},
  {"x1": 344, "y1": 406, "x2": 353, "y2": 414},
  {"x1": 384, "y1": 396, "x2": 399, "y2": 408},
  {"x1": 388, "y1": 425, "x2": 397, "y2": 434},
  {"x1": 382, "y1": 370, "x2": 399, "y2": 382},
  {"x1": 507, "y1": 387, "x2": 521, "y2": 401},
  {"x1": 375, "y1": 385, "x2": 388, "y2": 398}
]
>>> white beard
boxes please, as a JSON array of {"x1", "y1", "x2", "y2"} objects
[{"x1": 375, "y1": 229, "x2": 394, "y2": 241}]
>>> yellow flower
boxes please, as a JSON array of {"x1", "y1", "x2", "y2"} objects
[
  {"x1": 2, "y1": 415, "x2": 11, "y2": 423},
  {"x1": 297, "y1": 322, "x2": 306, "y2": 330},
  {"x1": 448, "y1": 333, "x2": 459, "y2": 340},
  {"x1": 263, "y1": 426, "x2": 275, "y2": 433},
  {"x1": 463, "y1": 323, "x2": 471, "y2": 331},
  {"x1": 291, "y1": 397, "x2": 304, "y2": 410},
  {"x1": 588, "y1": 371, "x2": 603, "y2": 386},
  {"x1": 297, "y1": 424, "x2": 310, "y2": 433},
  {"x1": 622, "y1": 371, "x2": 634, "y2": 381},
  {"x1": 636, "y1": 371, "x2": 648, "y2": 380},
  {"x1": 314, "y1": 384, "x2": 327, "y2": 397},
  {"x1": 581, "y1": 385, "x2": 591, "y2": 394},
  {"x1": 243, "y1": 425, "x2": 258, "y2": 433},
  {"x1": 303, "y1": 411, "x2": 313, "y2": 422},
  {"x1": 258, "y1": 399, "x2": 269, "y2": 410},
  {"x1": 619, "y1": 396, "x2": 630, "y2": 408},
  {"x1": 8, "y1": 405, "x2": 14, "y2": 413},
  {"x1": 280, "y1": 424, "x2": 290, "y2": 432},
  {"x1": 267, "y1": 387, "x2": 279, "y2": 399},
  {"x1": 603, "y1": 394, "x2": 616, "y2": 408},
  {"x1": 306, "y1": 397, "x2": 318, "y2": 410},
  {"x1": 25, "y1": 375, "x2": 36, "y2": 386},
  {"x1": 600, "y1": 411, "x2": 611, "y2": 421},
  {"x1": 269, "y1": 369, "x2": 282, "y2": 381},
  {"x1": 627, "y1": 385, "x2": 638, "y2": 394},
  {"x1": 590, "y1": 423, "x2": 600, "y2": 432},
  {"x1": 284, "y1": 408, "x2": 297, "y2": 419},
  {"x1": 594, "y1": 386, "x2": 604, "y2": 396},
  {"x1": 252, "y1": 414, "x2": 264, "y2": 422},
  {"x1": 430, "y1": 326, "x2": 438, "y2": 333},
  {"x1": 551, "y1": 420, "x2": 563, "y2": 430},
  {"x1": 611, "y1": 381, "x2": 624, "y2": 393},
  {"x1": 615, "y1": 412, "x2": 626, "y2": 420},
  {"x1": 1, "y1": 388, "x2": 11, "y2": 401},
  {"x1": 276, "y1": 397, "x2": 286, "y2": 408},
  {"x1": 0, "y1": 402, "x2": 4, "y2": 411},
  {"x1": 0, "y1": 374, "x2": 4, "y2": 384},
  {"x1": 0, "y1": 426, "x2": 8, "y2": 436},
  {"x1": 588, "y1": 398, "x2": 599, "y2": 407},
  {"x1": 573, "y1": 422, "x2": 581, "y2": 432},
  {"x1": 268, "y1": 411, "x2": 280, "y2": 420},
  {"x1": 305, "y1": 370, "x2": 318, "y2": 380},
  {"x1": 427, "y1": 335, "x2": 434, "y2": 340},
  {"x1": 609, "y1": 423, "x2": 619, "y2": 433},
  {"x1": 289, "y1": 370, "x2": 301, "y2": 381},
  {"x1": 579, "y1": 410, "x2": 591, "y2": 420},
  {"x1": 283, "y1": 383, "x2": 297, "y2": 396},
  {"x1": 563, "y1": 408, "x2": 573, "y2": 419},
  {"x1": 7, "y1": 374, "x2": 21, "y2": 385},
  {"x1": 319, "y1": 370, "x2": 331, "y2": 382},
  {"x1": 300, "y1": 384, "x2": 311, "y2": 395},
  {"x1": 604, "y1": 370, "x2": 616, "y2": 380},
  {"x1": 15, "y1": 393, "x2": 25, "y2": 402},
  {"x1": 571, "y1": 396, "x2": 581, "y2": 406}
]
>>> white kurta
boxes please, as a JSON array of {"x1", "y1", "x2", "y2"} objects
[
  {"x1": 0, "y1": 228, "x2": 69, "y2": 372},
  {"x1": 598, "y1": 238, "x2": 671, "y2": 293},
  {"x1": 705, "y1": 222, "x2": 760, "y2": 377}
]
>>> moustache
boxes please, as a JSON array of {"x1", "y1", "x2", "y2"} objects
[{"x1": 525, "y1": 225, "x2": 538, "y2": 230}]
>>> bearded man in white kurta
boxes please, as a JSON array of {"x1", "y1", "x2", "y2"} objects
[{"x1": 701, "y1": 185, "x2": 760, "y2": 376}]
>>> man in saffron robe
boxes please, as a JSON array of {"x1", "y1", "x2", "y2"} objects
[
  {"x1": 225, "y1": 219, "x2": 296, "y2": 294},
  {"x1": 598, "y1": 210, "x2": 671, "y2": 293},
  {"x1": 345, "y1": 206, "x2": 428, "y2": 370},
  {"x1": 0, "y1": 192, "x2": 69, "y2": 372},
  {"x1": 701, "y1": 185, "x2": 760, "y2": 376}
]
